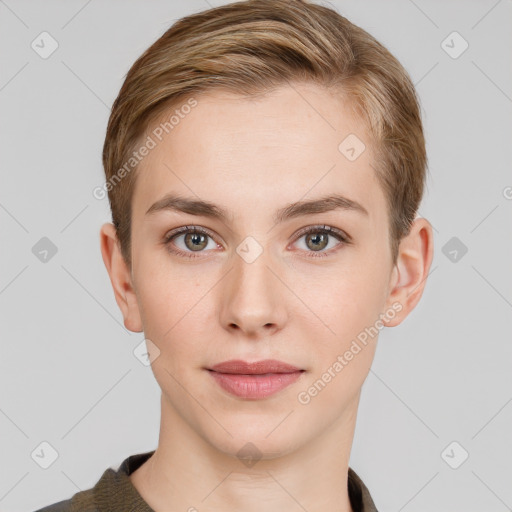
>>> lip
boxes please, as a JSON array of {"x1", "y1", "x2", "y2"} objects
[
  {"x1": 207, "y1": 359, "x2": 304, "y2": 400},
  {"x1": 209, "y1": 359, "x2": 302, "y2": 374}
]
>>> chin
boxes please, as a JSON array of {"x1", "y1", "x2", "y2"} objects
[{"x1": 200, "y1": 419, "x2": 306, "y2": 463}]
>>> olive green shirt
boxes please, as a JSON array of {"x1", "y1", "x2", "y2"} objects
[{"x1": 35, "y1": 450, "x2": 378, "y2": 511}]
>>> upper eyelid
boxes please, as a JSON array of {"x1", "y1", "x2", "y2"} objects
[
  {"x1": 165, "y1": 225, "x2": 219, "y2": 242},
  {"x1": 293, "y1": 225, "x2": 349, "y2": 241}
]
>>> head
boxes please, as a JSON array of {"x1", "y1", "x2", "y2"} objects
[{"x1": 100, "y1": 0, "x2": 433, "y2": 458}]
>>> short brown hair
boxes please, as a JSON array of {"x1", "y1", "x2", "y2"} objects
[{"x1": 102, "y1": 0, "x2": 427, "y2": 267}]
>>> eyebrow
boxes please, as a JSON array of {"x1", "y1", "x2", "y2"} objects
[{"x1": 145, "y1": 192, "x2": 369, "y2": 224}]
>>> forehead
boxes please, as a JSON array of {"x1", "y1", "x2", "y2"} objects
[{"x1": 132, "y1": 83, "x2": 385, "y2": 224}]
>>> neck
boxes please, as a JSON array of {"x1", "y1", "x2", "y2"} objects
[{"x1": 130, "y1": 392, "x2": 360, "y2": 512}]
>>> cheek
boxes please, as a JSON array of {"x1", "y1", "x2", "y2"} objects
[
  {"x1": 297, "y1": 256, "x2": 387, "y2": 329},
  {"x1": 294, "y1": 266, "x2": 385, "y2": 410},
  {"x1": 291, "y1": 253, "x2": 390, "y2": 379},
  {"x1": 134, "y1": 257, "x2": 218, "y2": 368},
  {"x1": 135, "y1": 246, "x2": 202, "y2": 325}
]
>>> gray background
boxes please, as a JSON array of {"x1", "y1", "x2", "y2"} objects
[{"x1": 1, "y1": 1, "x2": 511, "y2": 511}]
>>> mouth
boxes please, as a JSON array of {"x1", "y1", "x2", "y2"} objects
[
  {"x1": 206, "y1": 359, "x2": 305, "y2": 399},
  {"x1": 207, "y1": 359, "x2": 303, "y2": 375}
]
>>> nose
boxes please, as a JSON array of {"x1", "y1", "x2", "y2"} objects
[{"x1": 219, "y1": 246, "x2": 288, "y2": 338}]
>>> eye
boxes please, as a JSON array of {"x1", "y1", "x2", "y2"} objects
[
  {"x1": 292, "y1": 225, "x2": 349, "y2": 258},
  {"x1": 163, "y1": 224, "x2": 350, "y2": 260},
  {"x1": 163, "y1": 226, "x2": 220, "y2": 259}
]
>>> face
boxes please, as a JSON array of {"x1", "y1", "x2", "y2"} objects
[{"x1": 107, "y1": 82, "x2": 410, "y2": 459}]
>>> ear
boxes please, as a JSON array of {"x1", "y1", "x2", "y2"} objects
[
  {"x1": 383, "y1": 217, "x2": 434, "y2": 327},
  {"x1": 99, "y1": 222, "x2": 143, "y2": 333}
]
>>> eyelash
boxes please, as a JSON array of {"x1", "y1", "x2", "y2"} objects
[{"x1": 163, "y1": 224, "x2": 350, "y2": 260}]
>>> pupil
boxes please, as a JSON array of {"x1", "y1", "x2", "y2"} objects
[
  {"x1": 308, "y1": 233, "x2": 327, "y2": 251},
  {"x1": 187, "y1": 233, "x2": 206, "y2": 251}
]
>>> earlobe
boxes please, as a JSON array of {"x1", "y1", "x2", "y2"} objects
[
  {"x1": 384, "y1": 218, "x2": 434, "y2": 327},
  {"x1": 99, "y1": 222, "x2": 143, "y2": 333}
]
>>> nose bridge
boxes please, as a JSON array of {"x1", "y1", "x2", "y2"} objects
[{"x1": 221, "y1": 239, "x2": 286, "y2": 334}]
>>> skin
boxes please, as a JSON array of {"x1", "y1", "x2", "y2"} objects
[{"x1": 100, "y1": 82, "x2": 433, "y2": 512}]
